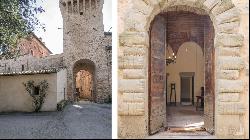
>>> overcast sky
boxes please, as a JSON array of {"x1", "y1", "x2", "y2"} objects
[{"x1": 34, "y1": 0, "x2": 112, "y2": 54}]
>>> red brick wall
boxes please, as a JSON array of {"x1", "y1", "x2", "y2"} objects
[
  {"x1": 161, "y1": 11, "x2": 210, "y2": 55},
  {"x1": 17, "y1": 35, "x2": 51, "y2": 58}
]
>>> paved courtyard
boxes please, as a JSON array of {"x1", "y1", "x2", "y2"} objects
[{"x1": 0, "y1": 101, "x2": 111, "y2": 139}]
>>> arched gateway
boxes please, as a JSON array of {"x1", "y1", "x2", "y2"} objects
[
  {"x1": 73, "y1": 59, "x2": 96, "y2": 101},
  {"x1": 118, "y1": 0, "x2": 247, "y2": 139}
]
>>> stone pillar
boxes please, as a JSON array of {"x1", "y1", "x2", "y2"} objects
[{"x1": 118, "y1": 32, "x2": 149, "y2": 138}]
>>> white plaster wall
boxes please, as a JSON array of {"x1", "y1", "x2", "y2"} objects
[
  {"x1": 57, "y1": 69, "x2": 67, "y2": 103},
  {"x1": 0, "y1": 73, "x2": 57, "y2": 112},
  {"x1": 166, "y1": 42, "x2": 205, "y2": 103}
]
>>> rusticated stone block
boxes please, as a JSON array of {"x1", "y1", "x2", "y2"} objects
[
  {"x1": 203, "y1": 0, "x2": 220, "y2": 11},
  {"x1": 218, "y1": 102, "x2": 245, "y2": 115},
  {"x1": 123, "y1": 69, "x2": 145, "y2": 79},
  {"x1": 218, "y1": 47, "x2": 241, "y2": 57},
  {"x1": 122, "y1": 92, "x2": 144, "y2": 102},
  {"x1": 120, "y1": 32, "x2": 148, "y2": 46},
  {"x1": 119, "y1": 79, "x2": 145, "y2": 93},
  {"x1": 218, "y1": 79, "x2": 243, "y2": 93},
  {"x1": 217, "y1": 21, "x2": 240, "y2": 34},
  {"x1": 219, "y1": 70, "x2": 239, "y2": 80},
  {"x1": 216, "y1": 33, "x2": 243, "y2": 46},
  {"x1": 216, "y1": 115, "x2": 245, "y2": 138},
  {"x1": 118, "y1": 116, "x2": 147, "y2": 138},
  {"x1": 118, "y1": 56, "x2": 145, "y2": 69},
  {"x1": 124, "y1": 12, "x2": 148, "y2": 32},
  {"x1": 211, "y1": 0, "x2": 234, "y2": 15},
  {"x1": 118, "y1": 102, "x2": 145, "y2": 116},
  {"x1": 219, "y1": 56, "x2": 245, "y2": 70},
  {"x1": 132, "y1": 0, "x2": 153, "y2": 16},
  {"x1": 122, "y1": 46, "x2": 146, "y2": 56},
  {"x1": 119, "y1": 102, "x2": 129, "y2": 115},
  {"x1": 215, "y1": 7, "x2": 240, "y2": 24},
  {"x1": 128, "y1": 102, "x2": 145, "y2": 115},
  {"x1": 218, "y1": 93, "x2": 240, "y2": 102}
]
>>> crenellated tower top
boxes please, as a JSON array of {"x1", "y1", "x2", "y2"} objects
[
  {"x1": 60, "y1": 0, "x2": 103, "y2": 16},
  {"x1": 59, "y1": 0, "x2": 104, "y2": 44}
]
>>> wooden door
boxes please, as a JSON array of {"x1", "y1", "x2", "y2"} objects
[{"x1": 149, "y1": 15, "x2": 167, "y2": 134}]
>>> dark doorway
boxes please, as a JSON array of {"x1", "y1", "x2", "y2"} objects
[{"x1": 181, "y1": 77, "x2": 191, "y2": 103}]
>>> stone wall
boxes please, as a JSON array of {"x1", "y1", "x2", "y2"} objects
[
  {"x1": 0, "y1": 0, "x2": 112, "y2": 104},
  {"x1": 0, "y1": 54, "x2": 64, "y2": 73},
  {"x1": 118, "y1": 0, "x2": 249, "y2": 139},
  {"x1": 17, "y1": 33, "x2": 51, "y2": 58},
  {"x1": 60, "y1": 0, "x2": 111, "y2": 103}
]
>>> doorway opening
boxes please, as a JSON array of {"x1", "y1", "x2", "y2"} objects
[
  {"x1": 149, "y1": 11, "x2": 215, "y2": 136},
  {"x1": 76, "y1": 69, "x2": 93, "y2": 101},
  {"x1": 73, "y1": 59, "x2": 95, "y2": 102}
]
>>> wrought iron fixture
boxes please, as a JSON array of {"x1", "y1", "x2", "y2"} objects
[{"x1": 166, "y1": 49, "x2": 177, "y2": 65}]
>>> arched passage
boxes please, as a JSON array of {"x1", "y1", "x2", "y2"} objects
[
  {"x1": 73, "y1": 59, "x2": 96, "y2": 102},
  {"x1": 118, "y1": 0, "x2": 246, "y2": 139},
  {"x1": 149, "y1": 11, "x2": 215, "y2": 134}
]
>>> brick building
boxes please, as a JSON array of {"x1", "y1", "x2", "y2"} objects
[{"x1": 17, "y1": 33, "x2": 52, "y2": 58}]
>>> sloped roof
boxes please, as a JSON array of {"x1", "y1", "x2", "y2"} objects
[
  {"x1": 29, "y1": 33, "x2": 53, "y2": 54},
  {"x1": 0, "y1": 69, "x2": 57, "y2": 76}
]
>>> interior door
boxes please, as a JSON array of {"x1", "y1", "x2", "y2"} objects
[
  {"x1": 149, "y1": 15, "x2": 166, "y2": 134},
  {"x1": 181, "y1": 77, "x2": 191, "y2": 104}
]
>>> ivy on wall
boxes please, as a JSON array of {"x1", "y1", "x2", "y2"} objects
[{"x1": 23, "y1": 80, "x2": 49, "y2": 112}]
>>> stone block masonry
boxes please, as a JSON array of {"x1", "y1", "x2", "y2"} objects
[{"x1": 118, "y1": 0, "x2": 249, "y2": 139}]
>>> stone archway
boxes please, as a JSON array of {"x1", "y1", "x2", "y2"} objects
[
  {"x1": 73, "y1": 59, "x2": 96, "y2": 102},
  {"x1": 118, "y1": 0, "x2": 246, "y2": 139},
  {"x1": 149, "y1": 10, "x2": 216, "y2": 134}
]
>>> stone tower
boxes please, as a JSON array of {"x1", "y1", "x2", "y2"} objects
[{"x1": 59, "y1": 0, "x2": 111, "y2": 103}]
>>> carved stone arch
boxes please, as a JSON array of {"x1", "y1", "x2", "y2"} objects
[{"x1": 118, "y1": 0, "x2": 246, "y2": 138}]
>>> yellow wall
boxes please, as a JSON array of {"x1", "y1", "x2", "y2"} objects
[
  {"x1": 166, "y1": 42, "x2": 205, "y2": 103},
  {"x1": 0, "y1": 73, "x2": 59, "y2": 112}
]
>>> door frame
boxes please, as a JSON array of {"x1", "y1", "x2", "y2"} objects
[{"x1": 179, "y1": 72, "x2": 195, "y2": 105}]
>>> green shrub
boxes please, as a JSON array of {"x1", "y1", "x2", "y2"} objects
[
  {"x1": 105, "y1": 95, "x2": 112, "y2": 104},
  {"x1": 23, "y1": 80, "x2": 48, "y2": 112},
  {"x1": 57, "y1": 100, "x2": 69, "y2": 111}
]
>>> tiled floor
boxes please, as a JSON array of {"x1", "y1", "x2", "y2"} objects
[
  {"x1": 147, "y1": 104, "x2": 216, "y2": 139},
  {"x1": 166, "y1": 104, "x2": 204, "y2": 127}
]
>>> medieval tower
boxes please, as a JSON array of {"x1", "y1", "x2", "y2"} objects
[{"x1": 59, "y1": 0, "x2": 111, "y2": 103}]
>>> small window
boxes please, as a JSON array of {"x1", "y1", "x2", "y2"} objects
[
  {"x1": 21, "y1": 65, "x2": 24, "y2": 71},
  {"x1": 31, "y1": 50, "x2": 33, "y2": 56},
  {"x1": 32, "y1": 86, "x2": 40, "y2": 95},
  {"x1": 68, "y1": 1, "x2": 72, "y2": 13},
  {"x1": 62, "y1": 2, "x2": 66, "y2": 7}
]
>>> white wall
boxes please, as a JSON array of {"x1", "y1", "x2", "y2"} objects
[
  {"x1": 166, "y1": 42, "x2": 205, "y2": 103},
  {"x1": 56, "y1": 69, "x2": 67, "y2": 103}
]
